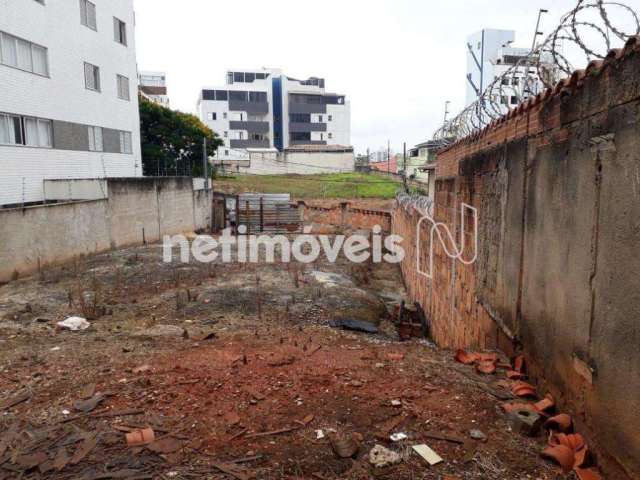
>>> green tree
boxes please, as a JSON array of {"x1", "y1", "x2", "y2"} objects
[{"x1": 139, "y1": 95, "x2": 223, "y2": 177}]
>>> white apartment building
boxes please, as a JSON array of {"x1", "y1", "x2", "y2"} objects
[
  {"x1": 139, "y1": 71, "x2": 170, "y2": 107},
  {"x1": 465, "y1": 29, "x2": 550, "y2": 112},
  {"x1": 197, "y1": 68, "x2": 351, "y2": 161},
  {"x1": 0, "y1": 0, "x2": 142, "y2": 207}
]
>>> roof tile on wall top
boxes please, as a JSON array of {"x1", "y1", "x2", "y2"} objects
[{"x1": 440, "y1": 35, "x2": 640, "y2": 153}]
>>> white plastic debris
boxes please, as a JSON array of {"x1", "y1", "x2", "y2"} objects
[
  {"x1": 315, "y1": 429, "x2": 325, "y2": 440},
  {"x1": 412, "y1": 444, "x2": 443, "y2": 465},
  {"x1": 57, "y1": 317, "x2": 90, "y2": 331},
  {"x1": 390, "y1": 432, "x2": 408, "y2": 442},
  {"x1": 369, "y1": 445, "x2": 402, "y2": 468},
  {"x1": 62, "y1": 409, "x2": 70, "y2": 415},
  {"x1": 50, "y1": 347, "x2": 61, "y2": 351},
  {"x1": 391, "y1": 399, "x2": 402, "y2": 407}
]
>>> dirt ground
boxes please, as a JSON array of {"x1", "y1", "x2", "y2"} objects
[{"x1": 0, "y1": 220, "x2": 564, "y2": 479}]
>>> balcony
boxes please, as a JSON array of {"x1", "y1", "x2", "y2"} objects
[
  {"x1": 289, "y1": 140, "x2": 327, "y2": 146},
  {"x1": 228, "y1": 101, "x2": 269, "y2": 114},
  {"x1": 229, "y1": 121, "x2": 270, "y2": 134},
  {"x1": 288, "y1": 103, "x2": 327, "y2": 114},
  {"x1": 230, "y1": 139, "x2": 270, "y2": 149},
  {"x1": 289, "y1": 122, "x2": 327, "y2": 133}
]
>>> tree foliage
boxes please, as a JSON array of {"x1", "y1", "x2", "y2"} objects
[{"x1": 139, "y1": 95, "x2": 222, "y2": 177}]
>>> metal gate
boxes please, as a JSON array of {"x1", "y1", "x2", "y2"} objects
[{"x1": 235, "y1": 193, "x2": 302, "y2": 234}]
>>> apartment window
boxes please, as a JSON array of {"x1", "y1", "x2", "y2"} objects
[
  {"x1": 0, "y1": 113, "x2": 51, "y2": 147},
  {"x1": 24, "y1": 117, "x2": 52, "y2": 147},
  {"x1": 224, "y1": 150, "x2": 229, "y2": 156},
  {"x1": 113, "y1": 18, "x2": 127, "y2": 45},
  {"x1": 208, "y1": 112, "x2": 217, "y2": 121},
  {"x1": 84, "y1": 62, "x2": 100, "y2": 91},
  {"x1": 0, "y1": 113, "x2": 24, "y2": 145},
  {"x1": 328, "y1": 115, "x2": 333, "y2": 122},
  {"x1": 214, "y1": 90, "x2": 228, "y2": 101},
  {"x1": 223, "y1": 113, "x2": 227, "y2": 120},
  {"x1": 117, "y1": 74, "x2": 130, "y2": 100},
  {"x1": 510, "y1": 96, "x2": 518, "y2": 105},
  {"x1": 229, "y1": 91, "x2": 247, "y2": 102},
  {"x1": 248, "y1": 91, "x2": 267, "y2": 103},
  {"x1": 80, "y1": 0, "x2": 97, "y2": 30},
  {"x1": 318, "y1": 115, "x2": 323, "y2": 123},
  {"x1": 290, "y1": 114, "x2": 310, "y2": 123},
  {"x1": 119, "y1": 131, "x2": 132, "y2": 154},
  {"x1": 88, "y1": 126, "x2": 103, "y2": 151},
  {"x1": 328, "y1": 133, "x2": 333, "y2": 139},
  {"x1": 223, "y1": 131, "x2": 228, "y2": 138},
  {"x1": 0, "y1": 32, "x2": 49, "y2": 76},
  {"x1": 290, "y1": 132, "x2": 311, "y2": 142}
]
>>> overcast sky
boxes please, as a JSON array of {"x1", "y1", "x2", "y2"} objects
[{"x1": 134, "y1": 0, "x2": 639, "y2": 154}]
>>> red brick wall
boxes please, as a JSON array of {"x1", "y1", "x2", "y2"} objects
[
  {"x1": 304, "y1": 203, "x2": 391, "y2": 232},
  {"x1": 394, "y1": 37, "x2": 640, "y2": 479}
]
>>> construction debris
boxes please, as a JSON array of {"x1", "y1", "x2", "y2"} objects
[
  {"x1": 73, "y1": 392, "x2": 106, "y2": 413},
  {"x1": 469, "y1": 429, "x2": 487, "y2": 441},
  {"x1": 369, "y1": 445, "x2": 402, "y2": 468},
  {"x1": 57, "y1": 316, "x2": 90, "y2": 331},
  {"x1": 328, "y1": 432, "x2": 360, "y2": 458},
  {"x1": 329, "y1": 318, "x2": 379, "y2": 334},
  {"x1": 506, "y1": 408, "x2": 544, "y2": 436},
  {"x1": 412, "y1": 444, "x2": 444, "y2": 466},
  {"x1": 390, "y1": 432, "x2": 408, "y2": 442},
  {"x1": 125, "y1": 428, "x2": 155, "y2": 446}
]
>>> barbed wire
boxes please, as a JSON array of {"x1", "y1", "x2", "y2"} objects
[{"x1": 433, "y1": 0, "x2": 640, "y2": 144}]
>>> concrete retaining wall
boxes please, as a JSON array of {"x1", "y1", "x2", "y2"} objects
[
  {"x1": 217, "y1": 150, "x2": 355, "y2": 175},
  {"x1": 393, "y1": 38, "x2": 640, "y2": 478},
  {"x1": 0, "y1": 177, "x2": 213, "y2": 283}
]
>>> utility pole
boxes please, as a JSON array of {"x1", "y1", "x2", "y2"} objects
[
  {"x1": 444, "y1": 101, "x2": 451, "y2": 123},
  {"x1": 202, "y1": 137, "x2": 209, "y2": 190},
  {"x1": 387, "y1": 140, "x2": 391, "y2": 175},
  {"x1": 531, "y1": 9, "x2": 549, "y2": 52},
  {"x1": 403, "y1": 142, "x2": 407, "y2": 192}
]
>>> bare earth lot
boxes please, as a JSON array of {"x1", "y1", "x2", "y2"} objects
[{"x1": 0, "y1": 231, "x2": 562, "y2": 479}]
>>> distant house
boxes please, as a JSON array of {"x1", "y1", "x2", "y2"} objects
[
  {"x1": 406, "y1": 140, "x2": 447, "y2": 197},
  {"x1": 370, "y1": 155, "x2": 398, "y2": 174},
  {"x1": 138, "y1": 71, "x2": 170, "y2": 107}
]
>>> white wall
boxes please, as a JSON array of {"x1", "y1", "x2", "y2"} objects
[
  {"x1": 327, "y1": 103, "x2": 351, "y2": 146},
  {"x1": 0, "y1": 178, "x2": 213, "y2": 283},
  {"x1": 228, "y1": 151, "x2": 355, "y2": 175},
  {"x1": 0, "y1": 0, "x2": 142, "y2": 206}
]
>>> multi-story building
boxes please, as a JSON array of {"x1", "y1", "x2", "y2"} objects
[
  {"x1": 369, "y1": 148, "x2": 393, "y2": 164},
  {"x1": 465, "y1": 29, "x2": 550, "y2": 112},
  {"x1": 139, "y1": 71, "x2": 170, "y2": 107},
  {"x1": 0, "y1": 0, "x2": 142, "y2": 207},
  {"x1": 197, "y1": 68, "x2": 350, "y2": 161}
]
